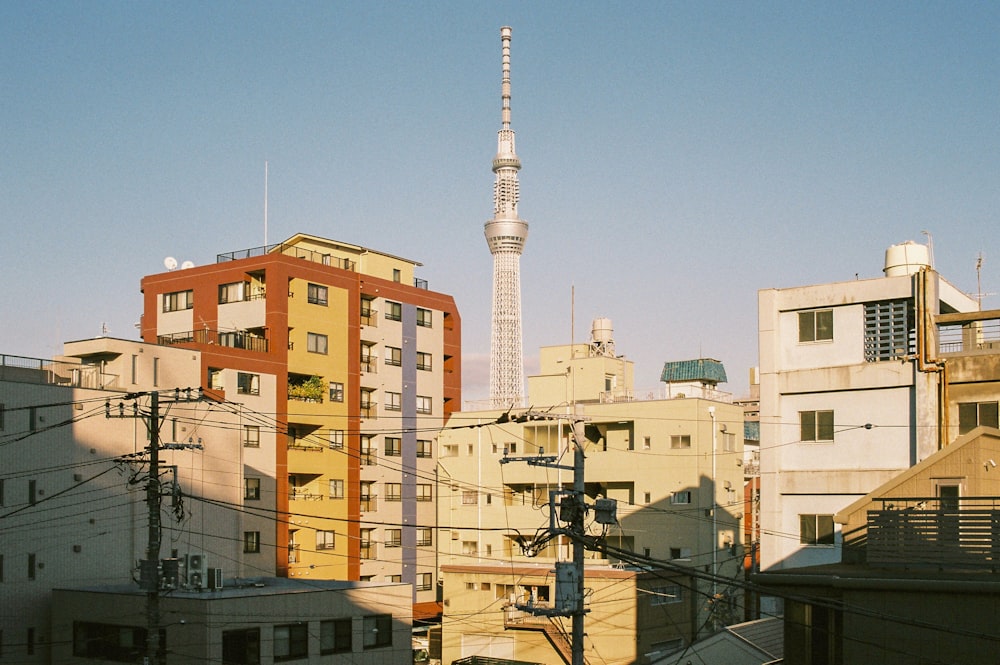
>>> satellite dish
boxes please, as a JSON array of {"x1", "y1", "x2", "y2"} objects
[
  {"x1": 164, "y1": 256, "x2": 178, "y2": 270},
  {"x1": 181, "y1": 260, "x2": 195, "y2": 270}
]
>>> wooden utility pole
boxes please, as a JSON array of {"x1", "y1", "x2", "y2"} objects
[{"x1": 145, "y1": 390, "x2": 163, "y2": 665}]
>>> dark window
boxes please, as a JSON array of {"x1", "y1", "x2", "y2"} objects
[
  {"x1": 362, "y1": 614, "x2": 392, "y2": 649},
  {"x1": 307, "y1": 333, "x2": 328, "y2": 355},
  {"x1": 243, "y1": 531, "x2": 260, "y2": 553},
  {"x1": 800, "y1": 410, "x2": 835, "y2": 442},
  {"x1": 320, "y1": 619, "x2": 352, "y2": 655},
  {"x1": 273, "y1": 624, "x2": 308, "y2": 661},
  {"x1": 385, "y1": 346, "x2": 402, "y2": 366},
  {"x1": 800, "y1": 514, "x2": 835, "y2": 545},
  {"x1": 799, "y1": 309, "x2": 834, "y2": 343},
  {"x1": 307, "y1": 283, "x2": 328, "y2": 306},
  {"x1": 73, "y1": 622, "x2": 164, "y2": 663},
  {"x1": 329, "y1": 382, "x2": 344, "y2": 402},
  {"x1": 162, "y1": 290, "x2": 194, "y2": 313},
  {"x1": 244, "y1": 425, "x2": 260, "y2": 448},
  {"x1": 244, "y1": 478, "x2": 260, "y2": 501},
  {"x1": 959, "y1": 401, "x2": 999, "y2": 435},
  {"x1": 384, "y1": 437, "x2": 401, "y2": 457},
  {"x1": 237, "y1": 372, "x2": 260, "y2": 395},
  {"x1": 222, "y1": 627, "x2": 260, "y2": 665},
  {"x1": 416, "y1": 308, "x2": 432, "y2": 328}
]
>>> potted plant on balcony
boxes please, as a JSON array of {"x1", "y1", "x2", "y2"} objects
[{"x1": 288, "y1": 375, "x2": 324, "y2": 402}]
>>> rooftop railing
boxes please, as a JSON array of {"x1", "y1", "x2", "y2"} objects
[
  {"x1": 0, "y1": 354, "x2": 120, "y2": 390},
  {"x1": 218, "y1": 242, "x2": 357, "y2": 271}
]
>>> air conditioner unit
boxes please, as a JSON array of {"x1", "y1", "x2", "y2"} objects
[
  {"x1": 187, "y1": 553, "x2": 207, "y2": 589},
  {"x1": 208, "y1": 567, "x2": 223, "y2": 590}
]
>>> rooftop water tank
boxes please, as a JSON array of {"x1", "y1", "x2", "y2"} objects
[
  {"x1": 884, "y1": 241, "x2": 931, "y2": 276},
  {"x1": 591, "y1": 318, "x2": 613, "y2": 344}
]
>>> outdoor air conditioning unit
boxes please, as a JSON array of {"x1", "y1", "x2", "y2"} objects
[
  {"x1": 187, "y1": 553, "x2": 207, "y2": 589},
  {"x1": 208, "y1": 567, "x2": 224, "y2": 590}
]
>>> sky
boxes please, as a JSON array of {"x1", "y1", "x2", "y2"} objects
[{"x1": 2, "y1": 2, "x2": 998, "y2": 403}]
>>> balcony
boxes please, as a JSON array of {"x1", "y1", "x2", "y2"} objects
[
  {"x1": 0, "y1": 354, "x2": 120, "y2": 389},
  {"x1": 289, "y1": 489, "x2": 324, "y2": 501},
  {"x1": 361, "y1": 308, "x2": 378, "y2": 328},
  {"x1": 937, "y1": 310, "x2": 1000, "y2": 354},
  {"x1": 360, "y1": 497, "x2": 377, "y2": 512},
  {"x1": 360, "y1": 359, "x2": 378, "y2": 374},
  {"x1": 360, "y1": 402, "x2": 377, "y2": 419},
  {"x1": 218, "y1": 242, "x2": 357, "y2": 271},
  {"x1": 866, "y1": 497, "x2": 1000, "y2": 570},
  {"x1": 158, "y1": 328, "x2": 269, "y2": 353}
]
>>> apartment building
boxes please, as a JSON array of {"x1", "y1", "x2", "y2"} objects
[
  {"x1": 0, "y1": 338, "x2": 263, "y2": 664},
  {"x1": 140, "y1": 233, "x2": 461, "y2": 619},
  {"x1": 757, "y1": 241, "x2": 981, "y2": 571},
  {"x1": 437, "y1": 322, "x2": 746, "y2": 661}
]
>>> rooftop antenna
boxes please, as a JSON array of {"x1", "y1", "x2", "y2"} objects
[
  {"x1": 264, "y1": 161, "x2": 269, "y2": 248},
  {"x1": 974, "y1": 252, "x2": 996, "y2": 310},
  {"x1": 921, "y1": 230, "x2": 935, "y2": 267}
]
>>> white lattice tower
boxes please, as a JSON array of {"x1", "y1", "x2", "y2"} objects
[{"x1": 485, "y1": 26, "x2": 528, "y2": 408}]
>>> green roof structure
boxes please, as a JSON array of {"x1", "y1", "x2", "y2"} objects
[{"x1": 660, "y1": 358, "x2": 728, "y2": 385}]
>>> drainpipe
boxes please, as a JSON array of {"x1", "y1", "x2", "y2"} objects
[
  {"x1": 708, "y1": 406, "x2": 718, "y2": 612},
  {"x1": 914, "y1": 268, "x2": 949, "y2": 450}
]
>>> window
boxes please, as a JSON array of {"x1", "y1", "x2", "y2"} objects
[
  {"x1": 864, "y1": 300, "x2": 914, "y2": 361},
  {"x1": 643, "y1": 436, "x2": 651, "y2": 450},
  {"x1": 723, "y1": 432, "x2": 736, "y2": 452},
  {"x1": 800, "y1": 514, "x2": 835, "y2": 545},
  {"x1": 219, "y1": 281, "x2": 248, "y2": 304},
  {"x1": 670, "y1": 435, "x2": 691, "y2": 449},
  {"x1": 237, "y1": 372, "x2": 260, "y2": 395},
  {"x1": 316, "y1": 530, "x2": 336, "y2": 550},
  {"x1": 417, "y1": 484, "x2": 432, "y2": 501},
  {"x1": 307, "y1": 332, "x2": 328, "y2": 354},
  {"x1": 0, "y1": 403, "x2": 4, "y2": 430},
  {"x1": 360, "y1": 296, "x2": 375, "y2": 322},
  {"x1": 328, "y1": 429, "x2": 344, "y2": 449},
  {"x1": 385, "y1": 483, "x2": 402, "y2": 501},
  {"x1": 361, "y1": 435, "x2": 375, "y2": 465},
  {"x1": 462, "y1": 491, "x2": 478, "y2": 505},
  {"x1": 329, "y1": 479, "x2": 344, "y2": 499},
  {"x1": 671, "y1": 491, "x2": 692, "y2": 505},
  {"x1": 799, "y1": 309, "x2": 834, "y2": 343},
  {"x1": 328, "y1": 381, "x2": 344, "y2": 403},
  {"x1": 650, "y1": 584, "x2": 683, "y2": 605},
  {"x1": 28, "y1": 552, "x2": 36, "y2": 580},
  {"x1": 162, "y1": 290, "x2": 193, "y2": 312},
  {"x1": 29, "y1": 479, "x2": 37, "y2": 506},
  {"x1": 416, "y1": 528, "x2": 433, "y2": 546},
  {"x1": 244, "y1": 478, "x2": 260, "y2": 500},
  {"x1": 800, "y1": 410, "x2": 835, "y2": 442},
  {"x1": 385, "y1": 528, "x2": 402, "y2": 547},
  {"x1": 363, "y1": 614, "x2": 392, "y2": 649},
  {"x1": 417, "y1": 572, "x2": 433, "y2": 591},
  {"x1": 416, "y1": 351, "x2": 432, "y2": 371},
  {"x1": 385, "y1": 392, "x2": 401, "y2": 411},
  {"x1": 243, "y1": 531, "x2": 260, "y2": 553},
  {"x1": 130, "y1": 355, "x2": 138, "y2": 384},
  {"x1": 384, "y1": 437, "x2": 401, "y2": 456},
  {"x1": 209, "y1": 367, "x2": 223, "y2": 390},
  {"x1": 392, "y1": 268, "x2": 401, "y2": 283},
  {"x1": 360, "y1": 529, "x2": 374, "y2": 559},
  {"x1": 307, "y1": 283, "x2": 328, "y2": 306},
  {"x1": 644, "y1": 492, "x2": 651, "y2": 504},
  {"x1": 222, "y1": 627, "x2": 260, "y2": 664},
  {"x1": 273, "y1": 624, "x2": 308, "y2": 661},
  {"x1": 385, "y1": 301, "x2": 402, "y2": 322},
  {"x1": 73, "y1": 622, "x2": 164, "y2": 662},
  {"x1": 416, "y1": 439, "x2": 432, "y2": 458},
  {"x1": 320, "y1": 619, "x2": 351, "y2": 655},
  {"x1": 670, "y1": 547, "x2": 692, "y2": 560},
  {"x1": 243, "y1": 425, "x2": 260, "y2": 448},
  {"x1": 959, "y1": 401, "x2": 999, "y2": 435},
  {"x1": 416, "y1": 307, "x2": 432, "y2": 328},
  {"x1": 416, "y1": 395, "x2": 432, "y2": 414},
  {"x1": 385, "y1": 346, "x2": 402, "y2": 366},
  {"x1": 387, "y1": 574, "x2": 402, "y2": 583}
]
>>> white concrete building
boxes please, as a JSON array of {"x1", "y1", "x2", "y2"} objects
[{"x1": 757, "y1": 241, "x2": 979, "y2": 570}]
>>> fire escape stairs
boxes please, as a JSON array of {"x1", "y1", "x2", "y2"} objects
[{"x1": 504, "y1": 612, "x2": 585, "y2": 665}]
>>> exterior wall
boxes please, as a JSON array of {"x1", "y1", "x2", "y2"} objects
[
  {"x1": 51, "y1": 580, "x2": 413, "y2": 664},
  {"x1": 439, "y1": 345, "x2": 746, "y2": 653},
  {"x1": 139, "y1": 234, "x2": 460, "y2": 619},
  {"x1": 440, "y1": 565, "x2": 692, "y2": 665},
  {"x1": 757, "y1": 267, "x2": 978, "y2": 571},
  {"x1": 0, "y1": 340, "x2": 251, "y2": 665}
]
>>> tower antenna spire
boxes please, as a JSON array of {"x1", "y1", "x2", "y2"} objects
[{"x1": 485, "y1": 26, "x2": 529, "y2": 408}]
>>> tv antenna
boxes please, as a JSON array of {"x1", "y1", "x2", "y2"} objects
[{"x1": 974, "y1": 252, "x2": 995, "y2": 310}]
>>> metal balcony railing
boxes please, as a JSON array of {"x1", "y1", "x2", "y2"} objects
[
  {"x1": 218, "y1": 242, "x2": 357, "y2": 271},
  {"x1": 158, "y1": 329, "x2": 269, "y2": 353}
]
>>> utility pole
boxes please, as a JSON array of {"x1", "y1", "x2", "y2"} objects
[
  {"x1": 500, "y1": 414, "x2": 612, "y2": 665},
  {"x1": 108, "y1": 389, "x2": 202, "y2": 665}
]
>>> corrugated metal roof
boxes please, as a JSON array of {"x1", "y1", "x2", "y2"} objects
[{"x1": 660, "y1": 358, "x2": 728, "y2": 384}]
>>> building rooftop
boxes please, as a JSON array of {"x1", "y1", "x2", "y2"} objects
[
  {"x1": 660, "y1": 358, "x2": 728, "y2": 385},
  {"x1": 57, "y1": 577, "x2": 406, "y2": 600}
]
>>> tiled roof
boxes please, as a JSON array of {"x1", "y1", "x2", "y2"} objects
[{"x1": 660, "y1": 358, "x2": 728, "y2": 384}]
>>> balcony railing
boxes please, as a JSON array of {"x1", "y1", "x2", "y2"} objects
[
  {"x1": 937, "y1": 312, "x2": 1000, "y2": 354},
  {"x1": 158, "y1": 329, "x2": 269, "y2": 353},
  {"x1": 360, "y1": 497, "x2": 377, "y2": 512},
  {"x1": 0, "y1": 355, "x2": 120, "y2": 389},
  {"x1": 289, "y1": 489, "x2": 324, "y2": 501},
  {"x1": 218, "y1": 242, "x2": 357, "y2": 271},
  {"x1": 867, "y1": 497, "x2": 1000, "y2": 569},
  {"x1": 360, "y1": 359, "x2": 378, "y2": 374},
  {"x1": 361, "y1": 309, "x2": 378, "y2": 327},
  {"x1": 360, "y1": 403, "x2": 377, "y2": 418},
  {"x1": 288, "y1": 544, "x2": 300, "y2": 564}
]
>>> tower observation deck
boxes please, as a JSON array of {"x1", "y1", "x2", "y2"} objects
[{"x1": 485, "y1": 26, "x2": 528, "y2": 409}]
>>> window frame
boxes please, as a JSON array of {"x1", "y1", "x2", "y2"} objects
[
  {"x1": 362, "y1": 614, "x2": 393, "y2": 649},
  {"x1": 416, "y1": 528, "x2": 433, "y2": 547},
  {"x1": 416, "y1": 307, "x2": 432, "y2": 328},
  {"x1": 243, "y1": 424, "x2": 260, "y2": 448},
  {"x1": 416, "y1": 351, "x2": 432, "y2": 371},
  {"x1": 385, "y1": 301, "x2": 402, "y2": 322},
  {"x1": 244, "y1": 477, "x2": 261, "y2": 501},
  {"x1": 237, "y1": 372, "x2": 260, "y2": 396},
  {"x1": 243, "y1": 531, "x2": 261, "y2": 554},
  {"x1": 670, "y1": 435, "x2": 691, "y2": 449},
  {"x1": 416, "y1": 395, "x2": 432, "y2": 415},
  {"x1": 273, "y1": 623, "x2": 308, "y2": 662},
  {"x1": 319, "y1": 619, "x2": 352, "y2": 655},
  {"x1": 307, "y1": 283, "x2": 328, "y2": 306},
  {"x1": 328, "y1": 479, "x2": 345, "y2": 499},
  {"x1": 316, "y1": 530, "x2": 336, "y2": 550},
  {"x1": 162, "y1": 290, "x2": 193, "y2": 313},
  {"x1": 385, "y1": 483, "x2": 402, "y2": 501},
  {"x1": 385, "y1": 528, "x2": 402, "y2": 547},
  {"x1": 800, "y1": 514, "x2": 836, "y2": 545},
  {"x1": 385, "y1": 346, "x2": 402, "y2": 367},
  {"x1": 307, "y1": 332, "x2": 329, "y2": 355},
  {"x1": 958, "y1": 401, "x2": 999, "y2": 435},
  {"x1": 798, "y1": 308, "x2": 834, "y2": 343},
  {"x1": 416, "y1": 439, "x2": 432, "y2": 458},
  {"x1": 800, "y1": 410, "x2": 835, "y2": 442},
  {"x1": 385, "y1": 391, "x2": 401, "y2": 412},
  {"x1": 384, "y1": 437, "x2": 401, "y2": 457},
  {"x1": 416, "y1": 484, "x2": 433, "y2": 502}
]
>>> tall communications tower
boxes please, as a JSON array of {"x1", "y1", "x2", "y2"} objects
[{"x1": 485, "y1": 26, "x2": 528, "y2": 408}]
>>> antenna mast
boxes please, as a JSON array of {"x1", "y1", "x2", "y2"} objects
[{"x1": 264, "y1": 161, "x2": 269, "y2": 248}]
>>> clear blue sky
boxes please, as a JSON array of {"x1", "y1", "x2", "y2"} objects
[{"x1": 2, "y1": 2, "x2": 998, "y2": 402}]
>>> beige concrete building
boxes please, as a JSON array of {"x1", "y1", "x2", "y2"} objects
[
  {"x1": 0, "y1": 337, "x2": 274, "y2": 663},
  {"x1": 51, "y1": 577, "x2": 413, "y2": 664},
  {"x1": 757, "y1": 241, "x2": 981, "y2": 571},
  {"x1": 437, "y1": 323, "x2": 746, "y2": 662}
]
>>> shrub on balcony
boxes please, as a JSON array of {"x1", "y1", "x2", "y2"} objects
[{"x1": 288, "y1": 375, "x2": 324, "y2": 402}]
